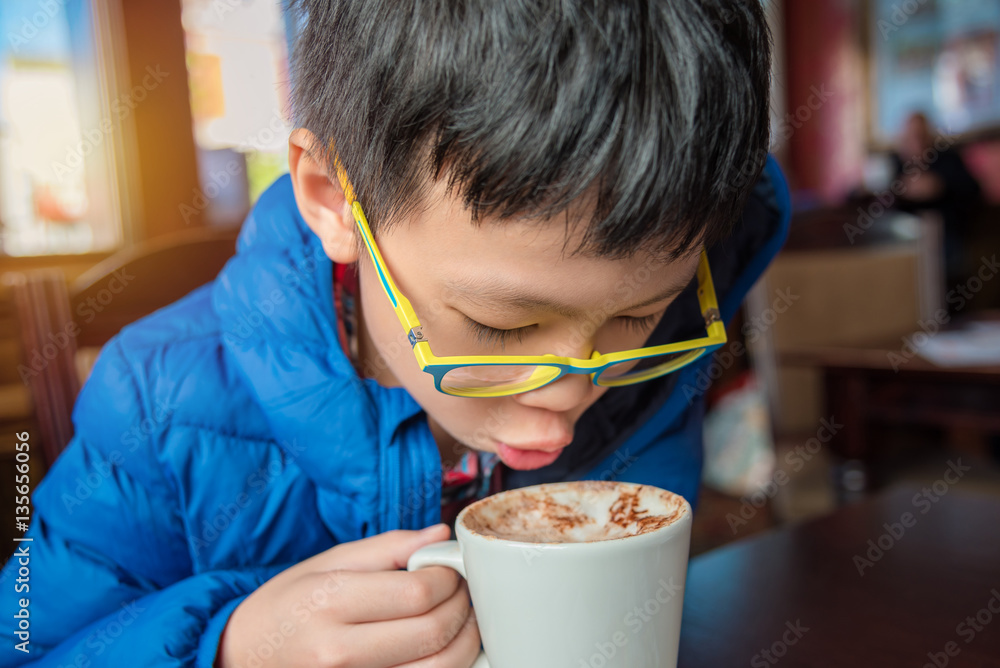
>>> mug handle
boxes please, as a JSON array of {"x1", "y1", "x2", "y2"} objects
[{"x1": 408, "y1": 541, "x2": 490, "y2": 668}]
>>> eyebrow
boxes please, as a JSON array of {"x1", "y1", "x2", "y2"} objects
[{"x1": 444, "y1": 264, "x2": 699, "y2": 319}]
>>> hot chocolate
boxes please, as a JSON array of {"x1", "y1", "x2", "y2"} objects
[{"x1": 460, "y1": 480, "x2": 687, "y2": 544}]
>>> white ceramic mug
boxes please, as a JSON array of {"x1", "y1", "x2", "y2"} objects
[{"x1": 407, "y1": 480, "x2": 692, "y2": 668}]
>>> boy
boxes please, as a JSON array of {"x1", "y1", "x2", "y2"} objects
[{"x1": 1, "y1": 0, "x2": 789, "y2": 666}]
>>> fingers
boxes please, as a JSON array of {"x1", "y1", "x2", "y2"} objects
[
  {"x1": 392, "y1": 608, "x2": 482, "y2": 668},
  {"x1": 306, "y1": 525, "x2": 452, "y2": 573},
  {"x1": 310, "y1": 567, "x2": 462, "y2": 623},
  {"x1": 347, "y1": 579, "x2": 473, "y2": 667}
]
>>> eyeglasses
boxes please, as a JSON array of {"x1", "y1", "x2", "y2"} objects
[{"x1": 335, "y1": 164, "x2": 727, "y2": 397}]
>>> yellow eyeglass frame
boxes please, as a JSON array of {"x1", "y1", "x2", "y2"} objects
[{"x1": 335, "y1": 163, "x2": 727, "y2": 397}]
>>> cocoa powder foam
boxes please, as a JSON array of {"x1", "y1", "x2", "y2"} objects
[{"x1": 461, "y1": 480, "x2": 687, "y2": 544}]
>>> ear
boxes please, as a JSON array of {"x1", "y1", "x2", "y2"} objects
[{"x1": 288, "y1": 128, "x2": 360, "y2": 264}]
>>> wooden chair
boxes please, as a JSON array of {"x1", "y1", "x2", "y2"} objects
[
  {"x1": 4, "y1": 227, "x2": 239, "y2": 471},
  {"x1": 746, "y1": 206, "x2": 943, "y2": 436},
  {"x1": 745, "y1": 205, "x2": 946, "y2": 499}
]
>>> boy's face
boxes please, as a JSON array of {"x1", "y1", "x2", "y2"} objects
[
  {"x1": 288, "y1": 133, "x2": 700, "y2": 471},
  {"x1": 353, "y1": 177, "x2": 701, "y2": 470}
]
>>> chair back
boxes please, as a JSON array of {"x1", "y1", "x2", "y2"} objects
[
  {"x1": 746, "y1": 207, "x2": 943, "y2": 435},
  {"x1": 6, "y1": 227, "x2": 239, "y2": 469}
]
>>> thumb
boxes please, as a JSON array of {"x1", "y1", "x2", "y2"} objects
[{"x1": 318, "y1": 524, "x2": 452, "y2": 572}]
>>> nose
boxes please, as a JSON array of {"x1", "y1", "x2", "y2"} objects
[{"x1": 513, "y1": 369, "x2": 596, "y2": 414}]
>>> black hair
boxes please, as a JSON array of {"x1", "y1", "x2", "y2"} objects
[{"x1": 289, "y1": 0, "x2": 772, "y2": 259}]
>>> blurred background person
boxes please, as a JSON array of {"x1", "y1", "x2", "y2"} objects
[{"x1": 890, "y1": 112, "x2": 983, "y2": 295}]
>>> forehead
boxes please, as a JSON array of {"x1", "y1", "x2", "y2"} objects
[{"x1": 382, "y1": 176, "x2": 701, "y2": 310}]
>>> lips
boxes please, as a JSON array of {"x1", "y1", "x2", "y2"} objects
[{"x1": 495, "y1": 441, "x2": 566, "y2": 471}]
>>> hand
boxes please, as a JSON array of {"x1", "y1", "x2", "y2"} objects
[{"x1": 215, "y1": 525, "x2": 480, "y2": 668}]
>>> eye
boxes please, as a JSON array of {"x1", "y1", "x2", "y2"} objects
[
  {"x1": 464, "y1": 317, "x2": 534, "y2": 350},
  {"x1": 616, "y1": 312, "x2": 663, "y2": 334}
]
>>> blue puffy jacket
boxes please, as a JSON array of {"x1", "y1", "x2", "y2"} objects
[{"x1": 0, "y1": 156, "x2": 789, "y2": 667}]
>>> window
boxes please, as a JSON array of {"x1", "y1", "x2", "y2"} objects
[
  {"x1": 0, "y1": 0, "x2": 129, "y2": 256},
  {"x1": 180, "y1": 0, "x2": 292, "y2": 227}
]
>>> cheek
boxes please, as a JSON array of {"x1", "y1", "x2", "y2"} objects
[
  {"x1": 415, "y1": 388, "x2": 514, "y2": 458},
  {"x1": 438, "y1": 398, "x2": 502, "y2": 449},
  {"x1": 577, "y1": 382, "x2": 608, "y2": 411},
  {"x1": 361, "y1": 295, "x2": 408, "y2": 370},
  {"x1": 355, "y1": 269, "x2": 458, "y2": 405}
]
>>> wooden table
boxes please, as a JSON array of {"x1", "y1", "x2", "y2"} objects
[
  {"x1": 781, "y1": 343, "x2": 1000, "y2": 491},
  {"x1": 679, "y1": 486, "x2": 1000, "y2": 667}
]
